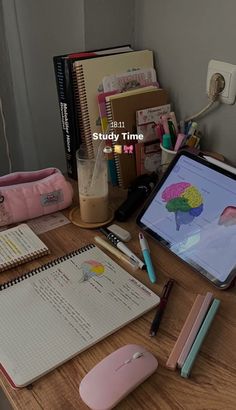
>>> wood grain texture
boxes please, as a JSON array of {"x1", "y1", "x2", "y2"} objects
[{"x1": 1, "y1": 183, "x2": 236, "y2": 410}]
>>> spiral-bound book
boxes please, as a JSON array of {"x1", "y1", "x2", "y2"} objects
[
  {"x1": 0, "y1": 224, "x2": 50, "y2": 272},
  {"x1": 73, "y1": 50, "x2": 154, "y2": 157},
  {"x1": 0, "y1": 244, "x2": 160, "y2": 388}
]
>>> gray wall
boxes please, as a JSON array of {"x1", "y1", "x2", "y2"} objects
[
  {"x1": 2, "y1": 0, "x2": 85, "y2": 174},
  {"x1": 135, "y1": 0, "x2": 236, "y2": 163},
  {"x1": 1, "y1": 0, "x2": 134, "y2": 175},
  {"x1": 84, "y1": 0, "x2": 134, "y2": 50},
  {"x1": 0, "y1": 0, "x2": 21, "y2": 175}
]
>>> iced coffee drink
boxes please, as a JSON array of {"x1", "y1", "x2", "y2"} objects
[{"x1": 77, "y1": 146, "x2": 109, "y2": 223}]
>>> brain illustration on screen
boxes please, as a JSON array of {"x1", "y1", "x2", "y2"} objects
[{"x1": 162, "y1": 182, "x2": 203, "y2": 230}]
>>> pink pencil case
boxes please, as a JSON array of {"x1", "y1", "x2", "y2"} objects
[{"x1": 0, "y1": 168, "x2": 73, "y2": 227}]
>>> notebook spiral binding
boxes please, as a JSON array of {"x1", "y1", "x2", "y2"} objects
[
  {"x1": 72, "y1": 69, "x2": 86, "y2": 147},
  {"x1": 105, "y1": 98, "x2": 123, "y2": 188},
  {"x1": 0, "y1": 249, "x2": 49, "y2": 273},
  {"x1": 74, "y1": 64, "x2": 94, "y2": 159},
  {"x1": 0, "y1": 244, "x2": 95, "y2": 291}
]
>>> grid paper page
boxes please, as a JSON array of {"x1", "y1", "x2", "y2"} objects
[{"x1": 0, "y1": 245, "x2": 160, "y2": 387}]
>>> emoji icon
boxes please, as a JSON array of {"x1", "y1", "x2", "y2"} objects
[
  {"x1": 103, "y1": 146, "x2": 113, "y2": 154},
  {"x1": 114, "y1": 145, "x2": 122, "y2": 154},
  {"x1": 124, "y1": 145, "x2": 134, "y2": 154}
]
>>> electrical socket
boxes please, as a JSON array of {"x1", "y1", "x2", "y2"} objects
[{"x1": 206, "y1": 59, "x2": 236, "y2": 104}]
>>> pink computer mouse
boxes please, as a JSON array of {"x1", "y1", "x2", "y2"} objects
[{"x1": 79, "y1": 344, "x2": 158, "y2": 410}]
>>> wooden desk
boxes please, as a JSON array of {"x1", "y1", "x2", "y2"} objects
[{"x1": 1, "y1": 186, "x2": 236, "y2": 410}]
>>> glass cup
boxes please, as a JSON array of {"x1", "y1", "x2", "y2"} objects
[{"x1": 76, "y1": 145, "x2": 109, "y2": 223}]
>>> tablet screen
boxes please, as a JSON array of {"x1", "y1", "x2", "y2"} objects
[{"x1": 139, "y1": 154, "x2": 236, "y2": 285}]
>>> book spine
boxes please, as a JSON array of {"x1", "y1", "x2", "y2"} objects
[
  {"x1": 105, "y1": 99, "x2": 123, "y2": 187},
  {"x1": 74, "y1": 64, "x2": 94, "y2": 158},
  {"x1": 53, "y1": 57, "x2": 79, "y2": 179}
]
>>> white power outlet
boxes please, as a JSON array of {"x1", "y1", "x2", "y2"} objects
[{"x1": 206, "y1": 59, "x2": 236, "y2": 104}]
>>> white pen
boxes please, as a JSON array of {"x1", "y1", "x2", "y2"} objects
[{"x1": 100, "y1": 227, "x2": 145, "y2": 270}]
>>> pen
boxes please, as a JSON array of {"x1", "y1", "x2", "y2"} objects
[
  {"x1": 168, "y1": 120, "x2": 177, "y2": 147},
  {"x1": 150, "y1": 279, "x2": 174, "y2": 337},
  {"x1": 187, "y1": 121, "x2": 198, "y2": 137},
  {"x1": 94, "y1": 236, "x2": 138, "y2": 270},
  {"x1": 100, "y1": 227, "x2": 145, "y2": 270},
  {"x1": 139, "y1": 232, "x2": 156, "y2": 283},
  {"x1": 161, "y1": 115, "x2": 170, "y2": 135},
  {"x1": 169, "y1": 112, "x2": 178, "y2": 135}
]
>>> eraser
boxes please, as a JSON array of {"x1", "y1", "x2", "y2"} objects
[{"x1": 107, "y1": 224, "x2": 131, "y2": 242}]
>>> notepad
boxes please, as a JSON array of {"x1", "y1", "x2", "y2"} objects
[
  {"x1": 0, "y1": 223, "x2": 50, "y2": 272},
  {"x1": 0, "y1": 244, "x2": 160, "y2": 388}
]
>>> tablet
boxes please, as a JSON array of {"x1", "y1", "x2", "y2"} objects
[{"x1": 137, "y1": 151, "x2": 236, "y2": 289}]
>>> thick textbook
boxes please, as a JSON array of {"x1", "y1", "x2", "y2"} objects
[{"x1": 0, "y1": 244, "x2": 159, "y2": 387}]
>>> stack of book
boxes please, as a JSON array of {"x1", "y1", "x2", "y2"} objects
[{"x1": 53, "y1": 46, "x2": 170, "y2": 187}]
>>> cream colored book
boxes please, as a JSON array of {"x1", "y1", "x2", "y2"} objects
[
  {"x1": 0, "y1": 223, "x2": 49, "y2": 272},
  {"x1": 73, "y1": 50, "x2": 154, "y2": 156},
  {"x1": 0, "y1": 244, "x2": 160, "y2": 387}
]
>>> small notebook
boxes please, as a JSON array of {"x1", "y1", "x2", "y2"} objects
[
  {"x1": 106, "y1": 88, "x2": 169, "y2": 188},
  {"x1": 0, "y1": 244, "x2": 160, "y2": 388},
  {"x1": 0, "y1": 224, "x2": 50, "y2": 272}
]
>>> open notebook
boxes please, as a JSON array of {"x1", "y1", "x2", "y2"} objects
[
  {"x1": 0, "y1": 224, "x2": 49, "y2": 272},
  {"x1": 0, "y1": 244, "x2": 160, "y2": 388}
]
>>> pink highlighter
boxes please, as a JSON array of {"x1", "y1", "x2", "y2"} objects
[{"x1": 79, "y1": 344, "x2": 158, "y2": 410}]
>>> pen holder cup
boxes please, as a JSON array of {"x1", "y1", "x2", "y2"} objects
[{"x1": 160, "y1": 144, "x2": 177, "y2": 173}]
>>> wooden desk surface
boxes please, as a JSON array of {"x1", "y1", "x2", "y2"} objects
[{"x1": 1, "y1": 186, "x2": 236, "y2": 410}]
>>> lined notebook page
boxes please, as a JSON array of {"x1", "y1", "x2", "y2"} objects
[
  {"x1": 0, "y1": 245, "x2": 160, "y2": 387},
  {"x1": 0, "y1": 224, "x2": 49, "y2": 271}
]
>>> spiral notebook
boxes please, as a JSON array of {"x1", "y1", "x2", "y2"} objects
[
  {"x1": 73, "y1": 50, "x2": 154, "y2": 157},
  {"x1": 0, "y1": 244, "x2": 160, "y2": 388},
  {"x1": 0, "y1": 224, "x2": 50, "y2": 272}
]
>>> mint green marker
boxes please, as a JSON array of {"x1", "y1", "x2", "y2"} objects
[{"x1": 181, "y1": 299, "x2": 220, "y2": 378}]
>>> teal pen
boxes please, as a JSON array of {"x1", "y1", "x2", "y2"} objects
[
  {"x1": 139, "y1": 232, "x2": 157, "y2": 283},
  {"x1": 181, "y1": 299, "x2": 221, "y2": 379}
]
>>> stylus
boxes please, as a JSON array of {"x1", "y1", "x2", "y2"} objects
[
  {"x1": 181, "y1": 299, "x2": 220, "y2": 378},
  {"x1": 203, "y1": 155, "x2": 236, "y2": 175},
  {"x1": 100, "y1": 228, "x2": 145, "y2": 270},
  {"x1": 139, "y1": 233, "x2": 156, "y2": 283}
]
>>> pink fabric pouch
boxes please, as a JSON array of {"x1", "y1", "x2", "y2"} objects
[{"x1": 0, "y1": 168, "x2": 73, "y2": 227}]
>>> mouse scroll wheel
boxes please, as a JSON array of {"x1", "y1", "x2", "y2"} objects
[{"x1": 132, "y1": 352, "x2": 144, "y2": 360}]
